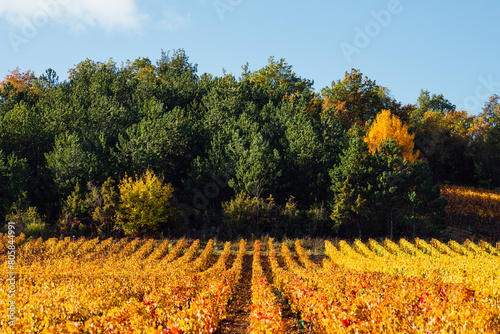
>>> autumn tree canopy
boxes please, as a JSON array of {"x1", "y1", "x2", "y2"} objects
[
  {"x1": 116, "y1": 170, "x2": 177, "y2": 236},
  {"x1": 0, "y1": 51, "x2": 498, "y2": 240},
  {"x1": 365, "y1": 109, "x2": 419, "y2": 163},
  {"x1": 0, "y1": 66, "x2": 34, "y2": 92}
]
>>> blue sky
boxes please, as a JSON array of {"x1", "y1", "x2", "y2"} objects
[{"x1": 1, "y1": 0, "x2": 499, "y2": 115}]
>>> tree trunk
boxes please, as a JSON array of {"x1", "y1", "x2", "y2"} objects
[
  {"x1": 387, "y1": 210, "x2": 394, "y2": 240},
  {"x1": 412, "y1": 219, "x2": 415, "y2": 240},
  {"x1": 356, "y1": 216, "x2": 362, "y2": 239},
  {"x1": 390, "y1": 211, "x2": 394, "y2": 240},
  {"x1": 386, "y1": 212, "x2": 390, "y2": 240}
]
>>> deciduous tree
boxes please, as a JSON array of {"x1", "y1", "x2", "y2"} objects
[
  {"x1": 365, "y1": 109, "x2": 419, "y2": 163},
  {"x1": 116, "y1": 170, "x2": 177, "y2": 236}
]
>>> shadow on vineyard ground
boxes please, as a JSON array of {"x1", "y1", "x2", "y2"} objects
[
  {"x1": 216, "y1": 254, "x2": 304, "y2": 333},
  {"x1": 261, "y1": 254, "x2": 304, "y2": 333},
  {"x1": 216, "y1": 254, "x2": 252, "y2": 333}
]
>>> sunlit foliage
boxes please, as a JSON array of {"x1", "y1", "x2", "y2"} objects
[
  {"x1": 365, "y1": 109, "x2": 419, "y2": 163},
  {"x1": 116, "y1": 170, "x2": 177, "y2": 236}
]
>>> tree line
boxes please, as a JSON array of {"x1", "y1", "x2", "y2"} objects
[{"x1": 1, "y1": 49, "x2": 499, "y2": 239}]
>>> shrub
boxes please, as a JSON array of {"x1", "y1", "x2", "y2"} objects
[
  {"x1": 222, "y1": 192, "x2": 260, "y2": 238},
  {"x1": 222, "y1": 193, "x2": 301, "y2": 238},
  {"x1": 58, "y1": 182, "x2": 92, "y2": 237},
  {"x1": 91, "y1": 177, "x2": 119, "y2": 238},
  {"x1": 6, "y1": 204, "x2": 47, "y2": 238},
  {"x1": 116, "y1": 170, "x2": 177, "y2": 236},
  {"x1": 305, "y1": 202, "x2": 331, "y2": 235}
]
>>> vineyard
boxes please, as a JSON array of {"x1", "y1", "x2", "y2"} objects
[
  {"x1": 441, "y1": 185, "x2": 500, "y2": 239},
  {"x1": 1, "y1": 236, "x2": 500, "y2": 333}
]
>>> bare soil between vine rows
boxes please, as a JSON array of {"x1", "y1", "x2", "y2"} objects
[{"x1": 216, "y1": 252, "x2": 325, "y2": 333}]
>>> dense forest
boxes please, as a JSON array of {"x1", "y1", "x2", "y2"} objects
[{"x1": 1, "y1": 49, "x2": 499, "y2": 240}]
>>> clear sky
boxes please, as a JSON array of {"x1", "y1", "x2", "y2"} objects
[{"x1": 1, "y1": 0, "x2": 499, "y2": 115}]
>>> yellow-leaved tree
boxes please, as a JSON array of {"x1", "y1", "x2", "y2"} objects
[
  {"x1": 116, "y1": 170, "x2": 177, "y2": 236},
  {"x1": 365, "y1": 109, "x2": 419, "y2": 163}
]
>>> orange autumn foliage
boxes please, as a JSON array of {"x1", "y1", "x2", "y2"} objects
[
  {"x1": 0, "y1": 66, "x2": 35, "y2": 92},
  {"x1": 365, "y1": 109, "x2": 419, "y2": 163}
]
